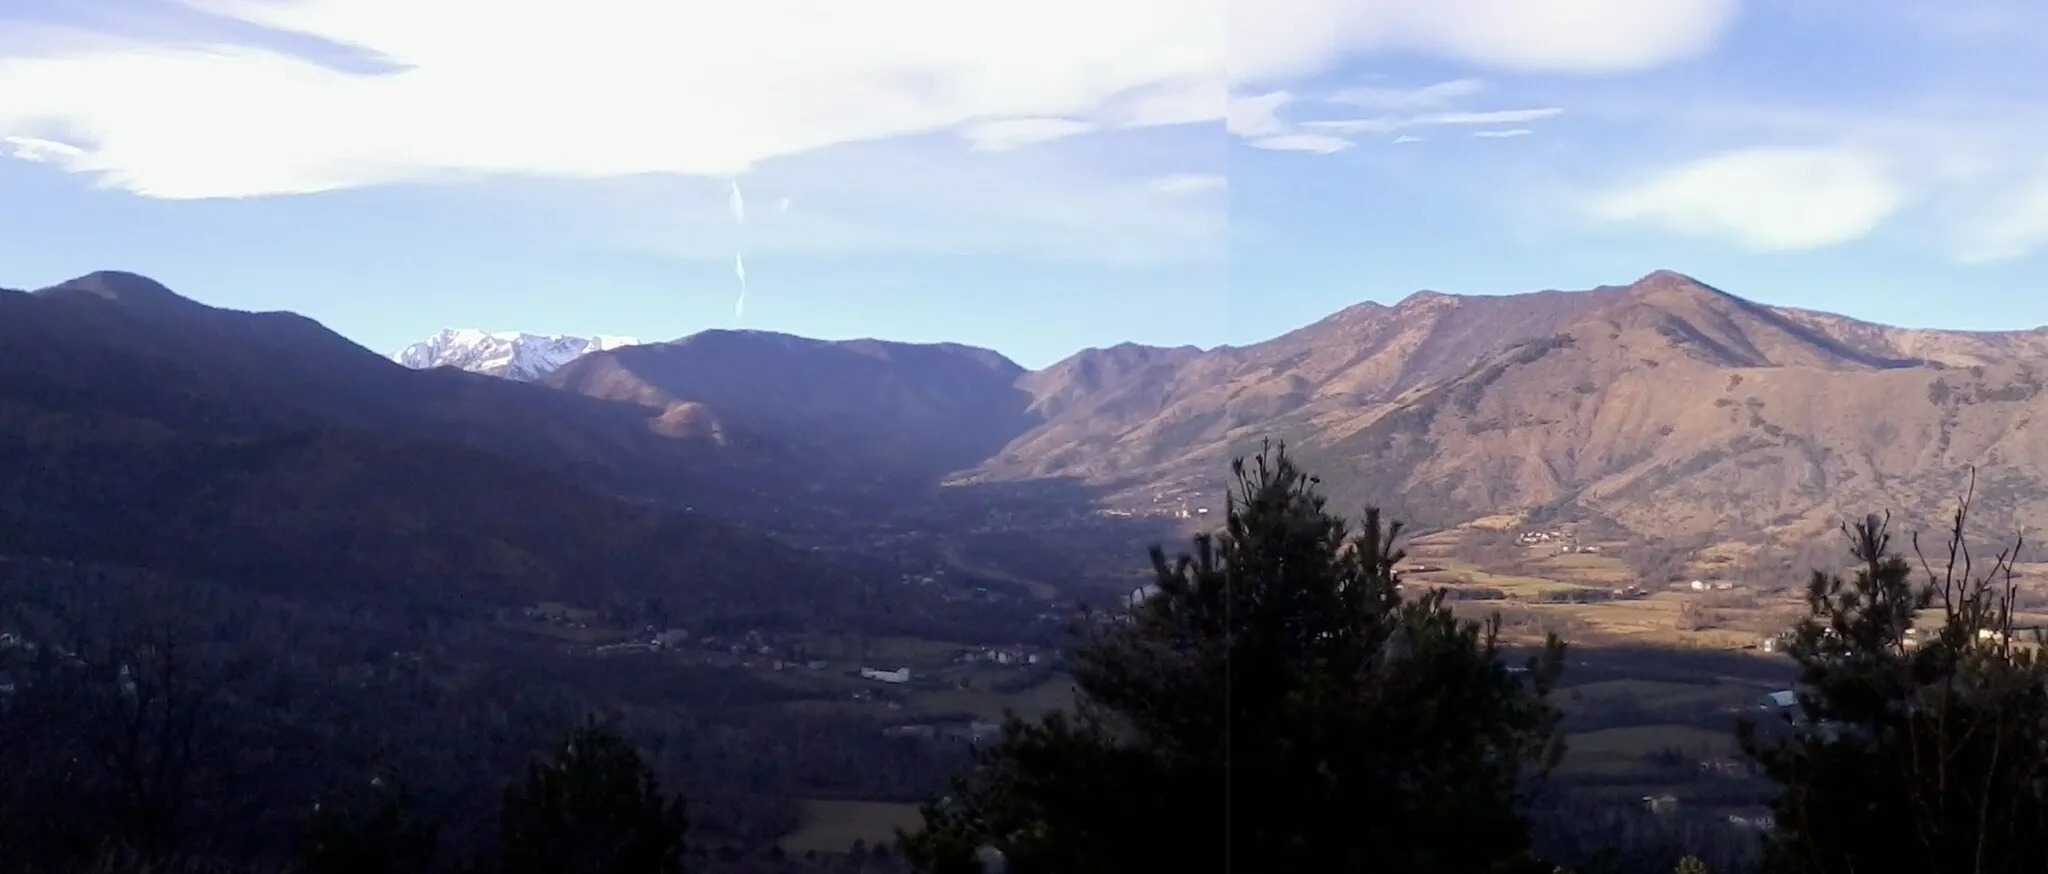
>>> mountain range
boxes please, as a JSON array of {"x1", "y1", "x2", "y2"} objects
[
  {"x1": 396, "y1": 270, "x2": 2048, "y2": 544},
  {"x1": 8, "y1": 268, "x2": 2048, "y2": 615}
]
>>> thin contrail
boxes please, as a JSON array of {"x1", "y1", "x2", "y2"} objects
[
  {"x1": 733, "y1": 253, "x2": 748, "y2": 318},
  {"x1": 729, "y1": 179, "x2": 748, "y2": 319}
]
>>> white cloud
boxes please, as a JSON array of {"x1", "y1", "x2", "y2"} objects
[
  {"x1": 2, "y1": 135, "x2": 86, "y2": 163},
  {"x1": 1950, "y1": 173, "x2": 2048, "y2": 263},
  {"x1": 1306, "y1": 106, "x2": 1562, "y2": 134},
  {"x1": 1564, "y1": 87, "x2": 2048, "y2": 261},
  {"x1": 1229, "y1": 0, "x2": 1740, "y2": 83},
  {"x1": 1590, "y1": 148, "x2": 1905, "y2": 250},
  {"x1": 1227, "y1": 91, "x2": 1296, "y2": 138},
  {"x1": 1404, "y1": 0, "x2": 1739, "y2": 72},
  {"x1": 1276, "y1": 5, "x2": 2048, "y2": 264},
  {"x1": 1249, "y1": 134, "x2": 1353, "y2": 154},
  {"x1": 1149, "y1": 173, "x2": 1226, "y2": 194},
  {"x1": 1329, "y1": 77, "x2": 1487, "y2": 110},
  {"x1": 0, "y1": 0, "x2": 1746, "y2": 200},
  {"x1": 1425, "y1": 109, "x2": 1563, "y2": 126},
  {"x1": 1228, "y1": 90, "x2": 1357, "y2": 153},
  {"x1": 0, "y1": 0, "x2": 1233, "y2": 199},
  {"x1": 1116, "y1": 76, "x2": 1226, "y2": 129},
  {"x1": 1229, "y1": 77, "x2": 1561, "y2": 156},
  {"x1": 961, "y1": 118, "x2": 1094, "y2": 151}
]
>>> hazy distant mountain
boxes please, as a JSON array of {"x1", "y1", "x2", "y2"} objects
[
  {"x1": 545, "y1": 330, "x2": 1033, "y2": 481},
  {"x1": 392, "y1": 329, "x2": 639, "y2": 381}
]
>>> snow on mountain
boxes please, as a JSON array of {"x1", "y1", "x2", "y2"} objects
[{"x1": 390, "y1": 329, "x2": 640, "y2": 381}]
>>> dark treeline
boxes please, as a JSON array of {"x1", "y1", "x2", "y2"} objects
[
  {"x1": 0, "y1": 558, "x2": 955, "y2": 873},
  {"x1": 6, "y1": 449, "x2": 2047, "y2": 873}
]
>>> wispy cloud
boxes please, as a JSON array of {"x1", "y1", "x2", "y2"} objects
[
  {"x1": 1329, "y1": 77, "x2": 1487, "y2": 110},
  {"x1": 1452, "y1": 6, "x2": 2048, "y2": 284},
  {"x1": 0, "y1": 0, "x2": 1740, "y2": 226},
  {"x1": 565, "y1": 134, "x2": 1227, "y2": 267},
  {"x1": 1570, "y1": 70, "x2": 2048, "y2": 262},
  {"x1": 1233, "y1": 77, "x2": 1562, "y2": 153},
  {"x1": 1149, "y1": 173, "x2": 1227, "y2": 195},
  {"x1": 1228, "y1": 89, "x2": 1358, "y2": 152},
  {"x1": 1116, "y1": 77, "x2": 1226, "y2": 129},
  {"x1": 1249, "y1": 134, "x2": 1354, "y2": 154},
  {"x1": 1304, "y1": 105, "x2": 1562, "y2": 135},
  {"x1": 1426, "y1": 109, "x2": 1563, "y2": 126},
  {"x1": 0, "y1": 0, "x2": 1238, "y2": 200},
  {"x1": 1590, "y1": 148, "x2": 1905, "y2": 251},
  {"x1": 1954, "y1": 174, "x2": 2048, "y2": 264},
  {"x1": 8, "y1": 0, "x2": 1711, "y2": 198},
  {"x1": 961, "y1": 118, "x2": 1095, "y2": 152},
  {"x1": 1228, "y1": 0, "x2": 1742, "y2": 81},
  {"x1": 2, "y1": 134, "x2": 87, "y2": 163},
  {"x1": 1227, "y1": 91, "x2": 1296, "y2": 138},
  {"x1": 1473, "y1": 129, "x2": 1532, "y2": 138}
]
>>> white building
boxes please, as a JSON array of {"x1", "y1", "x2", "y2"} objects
[{"x1": 860, "y1": 667, "x2": 911, "y2": 684}]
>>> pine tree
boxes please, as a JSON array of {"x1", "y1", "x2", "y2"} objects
[
  {"x1": 298, "y1": 775, "x2": 440, "y2": 874},
  {"x1": 1739, "y1": 476, "x2": 2048, "y2": 873},
  {"x1": 498, "y1": 716, "x2": 690, "y2": 874},
  {"x1": 900, "y1": 442, "x2": 1568, "y2": 873}
]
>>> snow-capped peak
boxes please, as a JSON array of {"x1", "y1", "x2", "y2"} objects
[{"x1": 391, "y1": 329, "x2": 640, "y2": 381}]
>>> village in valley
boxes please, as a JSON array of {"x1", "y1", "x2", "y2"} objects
[
  {"x1": 510, "y1": 592, "x2": 1066, "y2": 742},
  {"x1": 492, "y1": 501, "x2": 2048, "y2": 851}
]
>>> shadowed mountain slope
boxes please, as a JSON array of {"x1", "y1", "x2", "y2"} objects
[{"x1": 0, "y1": 272, "x2": 877, "y2": 620}]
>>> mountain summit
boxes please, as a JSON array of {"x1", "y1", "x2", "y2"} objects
[
  {"x1": 32, "y1": 270, "x2": 191, "y2": 305},
  {"x1": 392, "y1": 329, "x2": 640, "y2": 381}
]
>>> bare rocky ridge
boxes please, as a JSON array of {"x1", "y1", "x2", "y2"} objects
[
  {"x1": 971, "y1": 283, "x2": 1631, "y2": 487},
  {"x1": 987, "y1": 270, "x2": 2048, "y2": 546}
]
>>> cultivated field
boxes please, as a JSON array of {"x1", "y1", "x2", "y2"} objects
[{"x1": 780, "y1": 800, "x2": 925, "y2": 854}]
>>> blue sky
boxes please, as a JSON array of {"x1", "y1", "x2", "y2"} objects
[{"x1": 3, "y1": 1, "x2": 2048, "y2": 369}]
